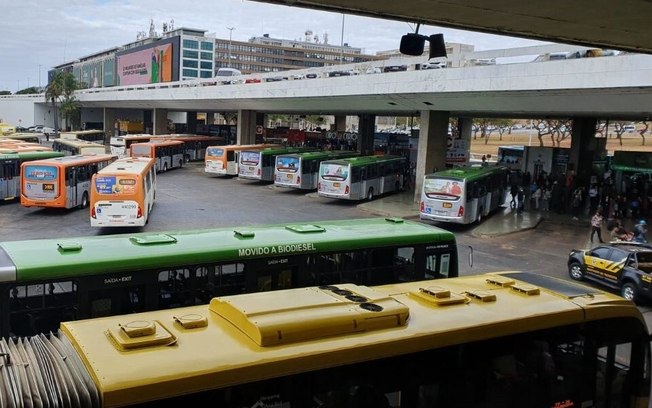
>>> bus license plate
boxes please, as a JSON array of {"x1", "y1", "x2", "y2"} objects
[
  {"x1": 333, "y1": 183, "x2": 340, "y2": 187},
  {"x1": 43, "y1": 184, "x2": 54, "y2": 191},
  {"x1": 442, "y1": 202, "x2": 452, "y2": 208},
  {"x1": 286, "y1": 174, "x2": 292, "y2": 179}
]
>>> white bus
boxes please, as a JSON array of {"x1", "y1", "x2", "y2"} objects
[
  {"x1": 274, "y1": 150, "x2": 359, "y2": 190},
  {"x1": 109, "y1": 134, "x2": 152, "y2": 158},
  {"x1": 238, "y1": 146, "x2": 317, "y2": 182},
  {"x1": 51, "y1": 139, "x2": 106, "y2": 156},
  {"x1": 318, "y1": 155, "x2": 408, "y2": 201},
  {"x1": 90, "y1": 157, "x2": 157, "y2": 227},
  {"x1": 420, "y1": 165, "x2": 509, "y2": 224}
]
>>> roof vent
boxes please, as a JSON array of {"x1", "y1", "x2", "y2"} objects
[
  {"x1": 511, "y1": 283, "x2": 540, "y2": 296},
  {"x1": 210, "y1": 284, "x2": 409, "y2": 346},
  {"x1": 465, "y1": 290, "x2": 497, "y2": 302},
  {"x1": 410, "y1": 286, "x2": 467, "y2": 306},
  {"x1": 129, "y1": 234, "x2": 177, "y2": 245},
  {"x1": 57, "y1": 242, "x2": 82, "y2": 252},
  {"x1": 234, "y1": 230, "x2": 255, "y2": 238},
  {"x1": 285, "y1": 224, "x2": 325, "y2": 233},
  {"x1": 107, "y1": 320, "x2": 177, "y2": 351},
  {"x1": 486, "y1": 275, "x2": 516, "y2": 287},
  {"x1": 173, "y1": 314, "x2": 208, "y2": 329}
]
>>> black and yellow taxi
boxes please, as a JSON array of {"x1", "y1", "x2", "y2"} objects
[{"x1": 567, "y1": 242, "x2": 652, "y2": 302}]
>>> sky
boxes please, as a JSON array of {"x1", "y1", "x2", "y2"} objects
[{"x1": 1, "y1": 0, "x2": 550, "y2": 93}]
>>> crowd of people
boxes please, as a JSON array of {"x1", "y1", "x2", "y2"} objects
[{"x1": 508, "y1": 168, "x2": 650, "y2": 243}]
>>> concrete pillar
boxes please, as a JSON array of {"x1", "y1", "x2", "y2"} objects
[
  {"x1": 152, "y1": 108, "x2": 168, "y2": 135},
  {"x1": 186, "y1": 111, "x2": 198, "y2": 134},
  {"x1": 357, "y1": 114, "x2": 375, "y2": 155},
  {"x1": 237, "y1": 110, "x2": 257, "y2": 144},
  {"x1": 414, "y1": 111, "x2": 450, "y2": 202},
  {"x1": 569, "y1": 117, "x2": 604, "y2": 186},
  {"x1": 103, "y1": 108, "x2": 118, "y2": 142},
  {"x1": 335, "y1": 115, "x2": 347, "y2": 132},
  {"x1": 456, "y1": 117, "x2": 473, "y2": 166}
]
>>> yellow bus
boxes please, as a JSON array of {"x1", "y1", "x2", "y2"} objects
[
  {"x1": 52, "y1": 138, "x2": 106, "y2": 156},
  {"x1": 59, "y1": 129, "x2": 106, "y2": 142},
  {"x1": 204, "y1": 143, "x2": 279, "y2": 176},
  {"x1": 7, "y1": 272, "x2": 650, "y2": 407},
  {"x1": 0, "y1": 144, "x2": 53, "y2": 153},
  {"x1": 130, "y1": 139, "x2": 185, "y2": 172},
  {"x1": 90, "y1": 157, "x2": 157, "y2": 227},
  {"x1": 20, "y1": 154, "x2": 117, "y2": 209},
  {"x1": 0, "y1": 133, "x2": 42, "y2": 144}
]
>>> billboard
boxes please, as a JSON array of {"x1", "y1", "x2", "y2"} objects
[{"x1": 117, "y1": 43, "x2": 173, "y2": 86}]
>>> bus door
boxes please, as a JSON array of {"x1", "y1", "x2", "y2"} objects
[
  {"x1": 247, "y1": 258, "x2": 298, "y2": 292},
  {"x1": 66, "y1": 167, "x2": 78, "y2": 208},
  {"x1": 1, "y1": 158, "x2": 18, "y2": 199},
  {"x1": 83, "y1": 276, "x2": 147, "y2": 318},
  {"x1": 412, "y1": 244, "x2": 456, "y2": 279}
]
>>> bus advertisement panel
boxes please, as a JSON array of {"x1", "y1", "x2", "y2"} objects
[
  {"x1": 90, "y1": 157, "x2": 157, "y2": 227},
  {"x1": 420, "y1": 166, "x2": 508, "y2": 224},
  {"x1": 22, "y1": 165, "x2": 59, "y2": 201}
]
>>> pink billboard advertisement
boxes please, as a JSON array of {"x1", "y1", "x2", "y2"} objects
[{"x1": 117, "y1": 43, "x2": 173, "y2": 86}]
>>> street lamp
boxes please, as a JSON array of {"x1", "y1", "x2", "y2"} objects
[{"x1": 226, "y1": 27, "x2": 235, "y2": 68}]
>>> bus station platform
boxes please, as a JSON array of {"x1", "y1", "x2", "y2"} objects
[{"x1": 357, "y1": 191, "x2": 543, "y2": 237}]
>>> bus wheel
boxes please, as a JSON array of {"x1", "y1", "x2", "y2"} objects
[
  {"x1": 621, "y1": 282, "x2": 638, "y2": 302},
  {"x1": 367, "y1": 188, "x2": 374, "y2": 201},
  {"x1": 568, "y1": 262, "x2": 584, "y2": 280},
  {"x1": 80, "y1": 192, "x2": 89, "y2": 209}
]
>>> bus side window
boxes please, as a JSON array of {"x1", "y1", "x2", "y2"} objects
[
  {"x1": 351, "y1": 167, "x2": 361, "y2": 182},
  {"x1": 158, "y1": 269, "x2": 192, "y2": 308},
  {"x1": 394, "y1": 247, "x2": 416, "y2": 281},
  {"x1": 425, "y1": 254, "x2": 450, "y2": 279},
  {"x1": 218, "y1": 263, "x2": 246, "y2": 295}
]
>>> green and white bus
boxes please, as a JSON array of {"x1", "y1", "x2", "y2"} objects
[
  {"x1": 318, "y1": 155, "x2": 408, "y2": 200},
  {"x1": 0, "y1": 217, "x2": 458, "y2": 338},
  {"x1": 420, "y1": 166, "x2": 509, "y2": 224},
  {"x1": 238, "y1": 146, "x2": 318, "y2": 181},
  {"x1": 274, "y1": 150, "x2": 359, "y2": 190},
  {"x1": 0, "y1": 151, "x2": 64, "y2": 201}
]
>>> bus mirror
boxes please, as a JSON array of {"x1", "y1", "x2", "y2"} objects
[{"x1": 468, "y1": 245, "x2": 474, "y2": 268}]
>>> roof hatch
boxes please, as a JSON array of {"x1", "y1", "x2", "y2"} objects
[{"x1": 210, "y1": 284, "x2": 409, "y2": 346}]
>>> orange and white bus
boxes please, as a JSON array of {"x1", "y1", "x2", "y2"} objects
[
  {"x1": 151, "y1": 134, "x2": 224, "y2": 161},
  {"x1": 205, "y1": 144, "x2": 280, "y2": 176},
  {"x1": 20, "y1": 154, "x2": 117, "y2": 209},
  {"x1": 131, "y1": 140, "x2": 185, "y2": 172},
  {"x1": 90, "y1": 157, "x2": 157, "y2": 227}
]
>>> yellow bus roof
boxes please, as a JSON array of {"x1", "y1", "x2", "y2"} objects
[
  {"x1": 21, "y1": 154, "x2": 116, "y2": 167},
  {"x1": 60, "y1": 272, "x2": 643, "y2": 407}
]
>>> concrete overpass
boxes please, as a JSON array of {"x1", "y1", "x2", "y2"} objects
[
  {"x1": 252, "y1": 0, "x2": 652, "y2": 55},
  {"x1": 74, "y1": 51, "x2": 652, "y2": 120}
]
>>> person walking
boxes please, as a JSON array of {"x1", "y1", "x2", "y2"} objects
[
  {"x1": 510, "y1": 184, "x2": 518, "y2": 209},
  {"x1": 590, "y1": 211, "x2": 604, "y2": 243},
  {"x1": 633, "y1": 220, "x2": 648, "y2": 243}
]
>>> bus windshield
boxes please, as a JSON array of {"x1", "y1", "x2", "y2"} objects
[
  {"x1": 320, "y1": 163, "x2": 348, "y2": 181},
  {"x1": 131, "y1": 144, "x2": 151, "y2": 156},
  {"x1": 276, "y1": 156, "x2": 299, "y2": 173},
  {"x1": 423, "y1": 178, "x2": 463, "y2": 199}
]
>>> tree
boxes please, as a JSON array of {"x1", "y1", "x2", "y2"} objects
[
  {"x1": 16, "y1": 87, "x2": 41, "y2": 95},
  {"x1": 494, "y1": 119, "x2": 514, "y2": 141},
  {"x1": 636, "y1": 121, "x2": 649, "y2": 146},
  {"x1": 612, "y1": 121, "x2": 629, "y2": 146},
  {"x1": 548, "y1": 119, "x2": 572, "y2": 147},
  {"x1": 533, "y1": 119, "x2": 551, "y2": 147},
  {"x1": 60, "y1": 95, "x2": 80, "y2": 131},
  {"x1": 44, "y1": 71, "x2": 78, "y2": 133}
]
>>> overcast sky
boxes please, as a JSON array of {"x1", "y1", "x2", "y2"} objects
[{"x1": 1, "y1": 0, "x2": 551, "y2": 92}]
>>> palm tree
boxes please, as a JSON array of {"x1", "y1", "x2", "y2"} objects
[
  {"x1": 59, "y1": 95, "x2": 80, "y2": 131},
  {"x1": 44, "y1": 71, "x2": 79, "y2": 133}
]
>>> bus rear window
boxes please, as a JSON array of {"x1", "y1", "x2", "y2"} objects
[
  {"x1": 320, "y1": 164, "x2": 348, "y2": 181},
  {"x1": 23, "y1": 165, "x2": 58, "y2": 181},
  {"x1": 206, "y1": 147, "x2": 224, "y2": 157},
  {"x1": 95, "y1": 176, "x2": 137, "y2": 195},
  {"x1": 131, "y1": 145, "x2": 151, "y2": 156},
  {"x1": 240, "y1": 151, "x2": 260, "y2": 165},
  {"x1": 276, "y1": 156, "x2": 299, "y2": 173},
  {"x1": 424, "y1": 178, "x2": 463, "y2": 199}
]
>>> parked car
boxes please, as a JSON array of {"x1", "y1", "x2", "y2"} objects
[
  {"x1": 42, "y1": 126, "x2": 55, "y2": 135},
  {"x1": 383, "y1": 65, "x2": 408, "y2": 72},
  {"x1": 567, "y1": 242, "x2": 652, "y2": 302},
  {"x1": 215, "y1": 68, "x2": 243, "y2": 84},
  {"x1": 244, "y1": 77, "x2": 262, "y2": 84},
  {"x1": 305, "y1": 73, "x2": 319, "y2": 79},
  {"x1": 265, "y1": 76, "x2": 288, "y2": 82},
  {"x1": 420, "y1": 61, "x2": 447, "y2": 70},
  {"x1": 327, "y1": 70, "x2": 352, "y2": 77},
  {"x1": 27, "y1": 125, "x2": 44, "y2": 132}
]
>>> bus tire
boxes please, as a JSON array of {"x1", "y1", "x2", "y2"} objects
[
  {"x1": 80, "y1": 192, "x2": 89, "y2": 209},
  {"x1": 568, "y1": 262, "x2": 584, "y2": 281},
  {"x1": 621, "y1": 282, "x2": 638, "y2": 302},
  {"x1": 367, "y1": 188, "x2": 374, "y2": 201}
]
